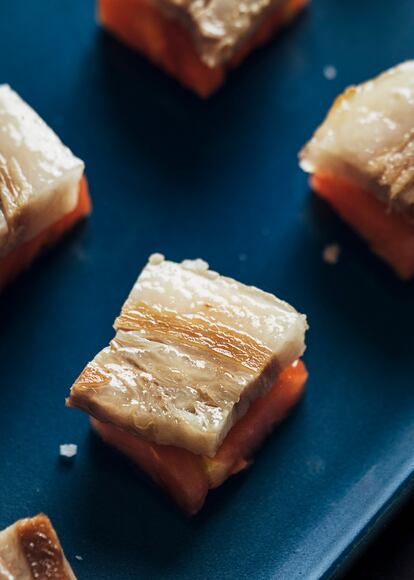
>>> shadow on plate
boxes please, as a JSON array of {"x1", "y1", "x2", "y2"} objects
[
  {"x1": 0, "y1": 219, "x2": 91, "y2": 330},
  {"x1": 54, "y1": 403, "x2": 305, "y2": 570},
  {"x1": 271, "y1": 191, "x2": 414, "y2": 361},
  {"x1": 65, "y1": 9, "x2": 310, "y2": 189}
]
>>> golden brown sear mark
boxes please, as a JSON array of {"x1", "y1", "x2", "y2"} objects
[
  {"x1": 115, "y1": 302, "x2": 272, "y2": 372},
  {"x1": 73, "y1": 364, "x2": 110, "y2": 389},
  {"x1": 17, "y1": 514, "x2": 68, "y2": 579}
]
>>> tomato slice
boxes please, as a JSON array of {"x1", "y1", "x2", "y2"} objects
[
  {"x1": 312, "y1": 173, "x2": 414, "y2": 280},
  {"x1": 205, "y1": 360, "x2": 308, "y2": 488}
]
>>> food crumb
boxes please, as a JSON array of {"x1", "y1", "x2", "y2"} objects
[
  {"x1": 238, "y1": 253, "x2": 247, "y2": 262},
  {"x1": 75, "y1": 555, "x2": 83, "y2": 561},
  {"x1": 149, "y1": 253, "x2": 165, "y2": 265},
  {"x1": 323, "y1": 243, "x2": 341, "y2": 265},
  {"x1": 323, "y1": 65, "x2": 337, "y2": 80},
  {"x1": 59, "y1": 443, "x2": 78, "y2": 458}
]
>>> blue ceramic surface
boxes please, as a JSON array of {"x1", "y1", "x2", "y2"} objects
[{"x1": 0, "y1": 1, "x2": 413, "y2": 578}]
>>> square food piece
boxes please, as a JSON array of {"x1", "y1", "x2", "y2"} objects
[
  {"x1": 99, "y1": 0, "x2": 308, "y2": 97},
  {"x1": 68, "y1": 254, "x2": 308, "y2": 513},
  {"x1": 0, "y1": 85, "x2": 91, "y2": 290},
  {"x1": 0, "y1": 514, "x2": 76, "y2": 579},
  {"x1": 300, "y1": 61, "x2": 414, "y2": 280}
]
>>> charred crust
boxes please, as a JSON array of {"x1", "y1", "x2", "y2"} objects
[{"x1": 16, "y1": 515, "x2": 69, "y2": 579}]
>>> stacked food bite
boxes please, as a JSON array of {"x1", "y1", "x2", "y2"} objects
[
  {"x1": 4, "y1": 4, "x2": 414, "y2": 576},
  {"x1": 300, "y1": 61, "x2": 414, "y2": 279},
  {"x1": 67, "y1": 254, "x2": 308, "y2": 513},
  {"x1": 0, "y1": 85, "x2": 91, "y2": 290},
  {"x1": 99, "y1": 0, "x2": 308, "y2": 96},
  {"x1": 0, "y1": 514, "x2": 75, "y2": 579}
]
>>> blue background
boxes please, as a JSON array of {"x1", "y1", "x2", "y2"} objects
[{"x1": 0, "y1": 0, "x2": 413, "y2": 578}]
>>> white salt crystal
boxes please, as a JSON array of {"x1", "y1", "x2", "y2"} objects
[{"x1": 59, "y1": 443, "x2": 78, "y2": 458}]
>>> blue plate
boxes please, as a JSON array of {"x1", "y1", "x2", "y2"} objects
[{"x1": 0, "y1": 1, "x2": 414, "y2": 578}]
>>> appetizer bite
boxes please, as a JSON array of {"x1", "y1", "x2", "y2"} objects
[
  {"x1": 0, "y1": 514, "x2": 76, "y2": 579},
  {"x1": 67, "y1": 254, "x2": 308, "y2": 514},
  {"x1": 99, "y1": 0, "x2": 308, "y2": 97},
  {"x1": 300, "y1": 61, "x2": 414, "y2": 280},
  {"x1": 0, "y1": 85, "x2": 91, "y2": 290}
]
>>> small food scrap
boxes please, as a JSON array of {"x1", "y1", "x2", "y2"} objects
[
  {"x1": 0, "y1": 514, "x2": 75, "y2": 578},
  {"x1": 323, "y1": 243, "x2": 341, "y2": 265},
  {"x1": 75, "y1": 555, "x2": 83, "y2": 561},
  {"x1": 323, "y1": 65, "x2": 337, "y2": 80},
  {"x1": 99, "y1": 0, "x2": 308, "y2": 97},
  {"x1": 59, "y1": 444, "x2": 78, "y2": 458}
]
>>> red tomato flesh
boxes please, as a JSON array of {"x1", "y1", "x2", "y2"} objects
[{"x1": 312, "y1": 173, "x2": 414, "y2": 280}]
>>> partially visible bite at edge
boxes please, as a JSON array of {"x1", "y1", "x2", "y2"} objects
[
  {"x1": 0, "y1": 513, "x2": 76, "y2": 579},
  {"x1": 0, "y1": 176, "x2": 91, "y2": 290},
  {"x1": 98, "y1": 0, "x2": 308, "y2": 97}
]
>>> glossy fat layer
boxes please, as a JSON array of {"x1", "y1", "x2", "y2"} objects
[
  {"x1": 0, "y1": 524, "x2": 31, "y2": 579},
  {"x1": 0, "y1": 85, "x2": 84, "y2": 257},
  {"x1": 69, "y1": 255, "x2": 307, "y2": 456},
  {"x1": 155, "y1": 0, "x2": 287, "y2": 66},
  {"x1": 300, "y1": 61, "x2": 414, "y2": 215},
  {"x1": 0, "y1": 515, "x2": 76, "y2": 580}
]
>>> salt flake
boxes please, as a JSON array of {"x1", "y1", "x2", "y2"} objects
[
  {"x1": 59, "y1": 443, "x2": 78, "y2": 458},
  {"x1": 323, "y1": 65, "x2": 337, "y2": 80}
]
